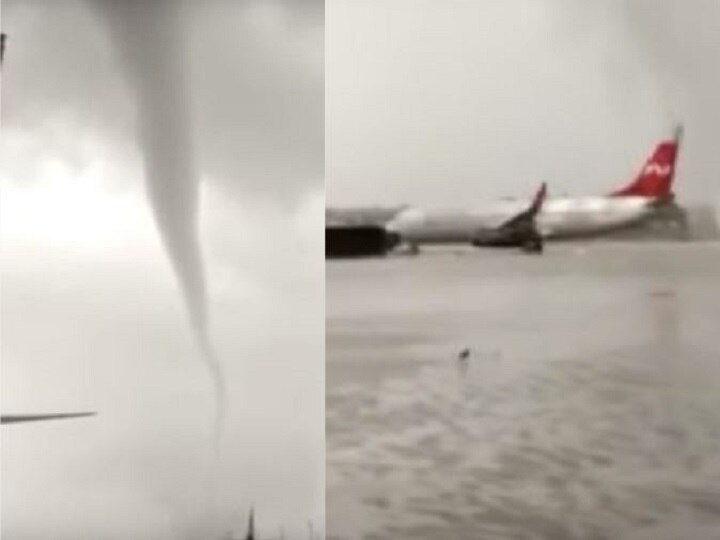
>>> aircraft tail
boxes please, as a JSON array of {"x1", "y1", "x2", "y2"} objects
[{"x1": 610, "y1": 124, "x2": 683, "y2": 200}]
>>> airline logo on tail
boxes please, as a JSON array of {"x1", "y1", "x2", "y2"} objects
[
  {"x1": 610, "y1": 125, "x2": 683, "y2": 201},
  {"x1": 642, "y1": 163, "x2": 672, "y2": 177}
]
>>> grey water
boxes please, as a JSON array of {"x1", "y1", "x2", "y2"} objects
[{"x1": 327, "y1": 242, "x2": 720, "y2": 539}]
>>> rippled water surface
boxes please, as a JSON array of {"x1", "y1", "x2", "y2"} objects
[{"x1": 327, "y1": 243, "x2": 720, "y2": 539}]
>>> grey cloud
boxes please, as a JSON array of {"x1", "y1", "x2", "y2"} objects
[
  {"x1": 1, "y1": 1, "x2": 323, "y2": 538},
  {"x1": 1, "y1": 244, "x2": 323, "y2": 538},
  {"x1": 2, "y1": 0, "x2": 323, "y2": 203}
]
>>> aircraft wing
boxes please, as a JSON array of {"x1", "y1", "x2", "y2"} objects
[
  {"x1": 497, "y1": 182, "x2": 547, "y2": 231},
  {"x1": 471, "y1": 182, "x2": 547, "y2": 251},
  {"x1": 1, "y1": 412, "x2": 96, "y2": 424}
]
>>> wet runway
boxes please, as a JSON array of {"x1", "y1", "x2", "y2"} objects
[{"x1": 327, "y1": 242, "x2": 720, "y2": 539}]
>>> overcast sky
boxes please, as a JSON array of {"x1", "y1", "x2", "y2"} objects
[
  {"x1": 327, "y1": 0, "x2": 720, "y2": 206},
  {"x1": 1, "y1": 1, "x2": 323, "y2": 538}
]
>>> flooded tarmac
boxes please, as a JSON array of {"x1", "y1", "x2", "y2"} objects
[{"x1": 327, "y1": 242, "x2": 720, "y2": 539}]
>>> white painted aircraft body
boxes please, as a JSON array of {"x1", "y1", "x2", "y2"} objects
[
  {"x1": 387, "y1": 196, "x2": 655, "y2": 244},
  {"x1": 385, "y1": 126, "x2": 683, "y2": 246}
]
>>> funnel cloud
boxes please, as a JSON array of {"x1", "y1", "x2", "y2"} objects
[
  {"x1": 91, "y1": 0, "x2": 226, "y2": 441},
  {"x1": 1, "y1": 0, "x2": 323, "y2": 537}
]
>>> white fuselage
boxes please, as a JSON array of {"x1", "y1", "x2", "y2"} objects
[{"x1": 386, "y1": 196, "x2": 655, "y2": 245}]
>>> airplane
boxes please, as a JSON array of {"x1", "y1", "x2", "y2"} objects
[
  {"x1": 333, "y1": 125, "x2": 683, "y2": 246},
  {"x1": 386, "y1": 182, "x2": 547, "y2": 253},
  {"x1": 1, "y1": 412, "x2": 96, "y2": 425}
]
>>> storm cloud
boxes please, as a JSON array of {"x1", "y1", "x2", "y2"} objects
[
  {"x1": 1, "y1": 1, "x2": 323, "y2": 538},
  {"x1": 1, "y1": 0, "x2": 323, "y2": 201}
]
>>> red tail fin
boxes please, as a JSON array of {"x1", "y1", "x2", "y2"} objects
[{"x1": 610, "y1": 125, "x2": 682, "y2": 200}]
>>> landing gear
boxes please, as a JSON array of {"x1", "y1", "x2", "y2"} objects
[
  {"x1": 384, "y1": 231, "x2": 402, "y2": 252},
  {"x1": 394, "y1": 242, "x2": 420, "y2": 256},
  {"x1": 521, "y1": 235, "x2": 543, "y2": 254}
]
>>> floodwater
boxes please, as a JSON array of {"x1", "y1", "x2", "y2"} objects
[{"x1": 327, "y1": 242, "x2": 720, "y2": 540}]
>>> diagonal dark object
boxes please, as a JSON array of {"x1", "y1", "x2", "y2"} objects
[
  {"x1": 472, "y1": 181, "x2": 547, "y2": 252},
  {"x1": 1, "y1": 412, "x2": 97, "y2": 425}
]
